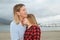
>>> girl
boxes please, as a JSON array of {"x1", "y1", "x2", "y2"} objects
[{"x1": 23, "y1": 14, "x2": 41, "y2": 40}]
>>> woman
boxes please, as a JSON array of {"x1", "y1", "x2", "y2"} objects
[
  {"x1": 10, "y1": 4, "x2": 27, "y2": 40},
  {"x1": 23, "y1": 14, "x2": 41, "y2": 40}
]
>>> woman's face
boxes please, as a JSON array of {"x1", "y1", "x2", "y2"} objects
[
  {"x1": 23, "y1": 18, "x2": 29, "y2": 25},
  {"x1": 17, "y1": 6, "x2": 27, "y2": 18}
]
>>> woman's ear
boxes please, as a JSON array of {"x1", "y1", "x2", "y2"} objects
[{"x1": 16, "y1": 12, "x2": 20, "y2": 16}]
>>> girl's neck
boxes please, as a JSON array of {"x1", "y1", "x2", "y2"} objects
[{"x1": 27, "y1": 23, "x2": 32, "y2": 29}]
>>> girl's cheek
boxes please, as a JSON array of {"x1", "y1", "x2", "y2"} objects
[
  {"x1": 23, "y1": 18, "x2": 27, "y2": 24},
  {"x1": 23, "y1": 21, "x2": 26, "y2": 24}
]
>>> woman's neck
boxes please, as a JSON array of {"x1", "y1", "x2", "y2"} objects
[
  {"x1": 19, "y1": 16, "x2": 24, "y2": 25},
  {"x1": 19, "y1": 16, "x2": 24, "y2": 22}
]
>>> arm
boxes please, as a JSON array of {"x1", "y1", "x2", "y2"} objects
[
  {"x1": 33, "y1": 27, "x2": 41, "y2": 40},
  {"x1": 10, "y1": 22, "x2": 19, "y2": 40}
]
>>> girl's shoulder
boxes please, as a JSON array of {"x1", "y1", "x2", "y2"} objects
[{"x1": 32, "y1": 25, "x2": 40, "y2": 29}]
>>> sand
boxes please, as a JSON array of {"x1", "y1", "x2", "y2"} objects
[
  {"x1": 41, "y1": 31, "x2": 60, "y2": 40},
  {"x1": 0, "y1": 31, "x2": 60, "y2": 40},
  {"x1": 0, "y1": 32, "x2": 10, "y2": 40}
]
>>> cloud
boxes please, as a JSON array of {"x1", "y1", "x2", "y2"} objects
[
  {"x1": 21, "y1": 0, "x2": 60, "y2": 17},
  {"x1": 37, "y1": 15, "x2": 60, "y2": 24},
  {"x1": 0, "y1": 0, "x2": 60, "y2": 21}
]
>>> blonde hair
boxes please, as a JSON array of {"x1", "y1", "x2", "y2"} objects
[
  {"x1": 13, "y1": 4, "x2": 25, "y2": 24},
  {"x1": 27, "y1": 14, "x2": 37, "y2": 25}
]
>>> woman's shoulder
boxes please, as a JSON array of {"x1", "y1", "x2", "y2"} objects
[
  {"x1": 10, "y1": 20, "x2": 17, "y2": 27},
  {"x1": 10, "y1": 20, "x2": 16, "y2": 25}
]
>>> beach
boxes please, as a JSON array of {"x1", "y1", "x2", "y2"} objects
[
  {"x1": 41, "y1": 31, "x2": 60, "y2": 40},
  {"x1": 0, "y1": 31, "x2": 60, "y2": 40},
  {"x1": 0, "y1": 32, "x2": 10, "y2": 40}
]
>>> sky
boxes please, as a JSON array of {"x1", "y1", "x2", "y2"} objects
[{"x1": 0, "y1": 0, "x2": 60, "y2": 24}]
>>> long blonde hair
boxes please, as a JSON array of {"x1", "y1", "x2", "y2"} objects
[
  {"x1": 13, "y1": 4, "x2": 25, "y2": 24},
  {"x1": 27, "y1": 14, "x2": 38, "y2": 25}
]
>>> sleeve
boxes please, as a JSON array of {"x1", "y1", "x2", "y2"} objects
[
  {"x1": 33, "y1": 27, "x2": 41, "y2": 40},
  {"x1": 10, "y1": 22, "x2": 19, "y2": 40}
]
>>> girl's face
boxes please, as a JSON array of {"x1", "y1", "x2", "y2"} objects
[{"x1": 23, "y1": 18, "x2": 29, "y2": 25}]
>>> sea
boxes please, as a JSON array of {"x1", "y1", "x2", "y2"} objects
[{"x1": 0, "y1": 24, "x2": 60, "y2": 32}]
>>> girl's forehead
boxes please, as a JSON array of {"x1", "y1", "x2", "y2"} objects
[
  {"x1": 24, "y1": 17, "x2": 27, "y2": 19},
  {"x1": 23, "y1": 18, "x2": 27, "y2": 20}
]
